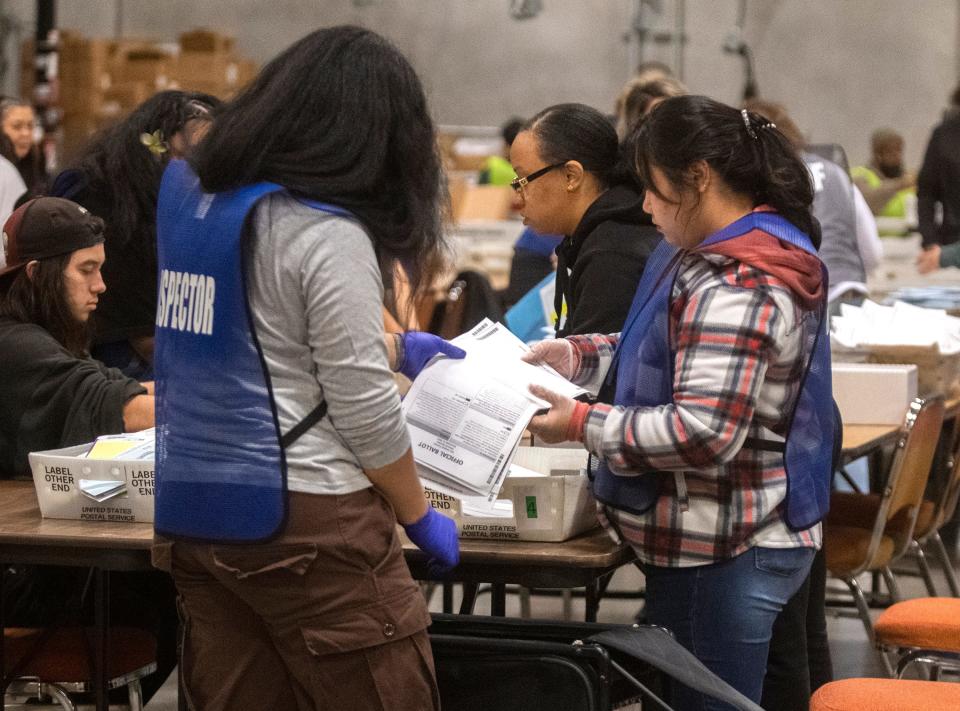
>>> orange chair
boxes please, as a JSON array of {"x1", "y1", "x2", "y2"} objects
[
  {"x1": 824, "y1": 397, "x2": 945, "y2": 674},
  {"x1": 810, "y1": 678, "x2": 960, "y2": 710},
  {"x1": 873, "y1": 597, "x2": 960, "y2": 679},
  {"x1": 3, "y1": 626, "x2": 156, "y2": 711}
]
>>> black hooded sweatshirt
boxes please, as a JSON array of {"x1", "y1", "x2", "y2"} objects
[
  {"x1": 0, "y1": 318, "x2": 146, "y2": 476},
  {"x1": 554, "y1": 184, "x2": 661, "y2": 337}
]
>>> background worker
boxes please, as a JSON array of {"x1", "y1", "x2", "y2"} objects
[
  {"x1": 851, "y1": 128, "x2": 916, "y2": 219},
  {"x1": 510, "y1": 102, "x2": 659, "y2": 337},
  {"x1": 0, "y1": 197, "x2": 171, "y2": 702},
  {"x1": 917, "y1": 84, "x2": 960, "y2": 252},
  {"x1": 0, "y1": 96, "x2": 47, "y2": 199}
]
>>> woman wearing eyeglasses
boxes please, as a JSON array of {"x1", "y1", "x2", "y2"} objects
[{"x1": 509, "y1": 103, "x2": 660, "y2": 337}]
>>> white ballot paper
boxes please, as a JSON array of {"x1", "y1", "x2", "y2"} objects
[{"x1": 402, "y1": 319, "x2": 587, "y2": 501}]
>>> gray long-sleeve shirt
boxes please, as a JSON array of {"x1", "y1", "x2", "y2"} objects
[{"x1": 246, "y1": 193, "x2": 410, "y2": 495}]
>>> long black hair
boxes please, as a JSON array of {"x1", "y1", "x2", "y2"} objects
[
  {"x1": 191, "y1": 26, "x2": 446, "y2": 294},
  {"x1": 58, "y1": 90, "x2": 220, "y2": 250},
  {"x1": 633, "y1": 95, "x2": 816, "y2": 244},
  {"x1": 522, "y1": 103, "x2": 638, "y2": 191},
  {"x1": 0, "y1": 253, "x2": 91, "y2": 356}
]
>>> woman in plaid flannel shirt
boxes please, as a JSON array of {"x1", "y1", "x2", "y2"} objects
[{"x1": 524, "y1": 95, "x2": 832, "y2": 710}]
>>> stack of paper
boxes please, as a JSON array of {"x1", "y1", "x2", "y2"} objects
[
  {"x1": 85, "y1": 429, "x2": 156, "y2": 461},
  {"x1": 885, "y1": 286, "x2": 960, "y2": 312},
  {"x1": 831, "y1": 300, "x2": 960, "y2": 354},
  {"x1": 402, "y1": 319, "x2": 587, "y2": 502}
]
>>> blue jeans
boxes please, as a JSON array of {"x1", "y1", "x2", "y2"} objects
[{"x1": 642, "y1": 546, "x2": 815, "y2": 711}]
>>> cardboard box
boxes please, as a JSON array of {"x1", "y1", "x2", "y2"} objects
[
  {"x1": 425, "y1": 447, "x2": 598, "y2": 542},
  {"x1": 60, "y1": 115, "x2": 104, "y2": 162},
  {"x1": 176, "y1": 51, "x2": 256, "y2": 98},
  {"x1": 99, "y1": 81, "x2": 154, "y2": 118},
  {"x1": 28, "y1": 444, "x2": 155, "y2": 523},
  {"x1": 862, "y1": 343, "x2": 960, "y2": 397},
  {"x1": 454, "y1": 185, "x2": 515, "y2": 222},
  {"x1": 832, "y1": 363, "x2": 918, "y2": 425},
  {"x1": 179, "y1": 29, "x2": 235, "y2": 54},
  {"x1": 115, "y1": 46, "x2": 177, "y2": 89}
]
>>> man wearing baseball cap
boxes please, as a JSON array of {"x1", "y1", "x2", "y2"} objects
[
  {"x1": 0, "y1": 197, "x2": 154, "y2": 474},
  {"x1": 0, "y1": 197, "x2": 173, "y2": 699}
]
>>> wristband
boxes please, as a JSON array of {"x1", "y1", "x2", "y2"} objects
[
  {"x1": 391, "y1": 332, "x2": 405, "y2": 373},
  {"x1": 566, "y1": 401, "x2": 591, "y2": 442}
]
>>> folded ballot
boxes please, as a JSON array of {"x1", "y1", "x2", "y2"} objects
[
  {"x1": 402, "y1": 319, "x2": 586, "y2": 502},
  {"x1": 78, "y1": 478, "x2": 127, "y2": 502}
]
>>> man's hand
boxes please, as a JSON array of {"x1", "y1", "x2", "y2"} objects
[
  {"x1": 899, "y1": 170, "x2": 917, "y2": 190},
  {"x1": 916, "y1": 245, "x2": 942, "y2": 274}
]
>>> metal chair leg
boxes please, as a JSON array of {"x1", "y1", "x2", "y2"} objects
[
  {"x1": 561, "y1": 589, "x2": 573, "y2": 621},
  {"x1": 931, "y1": 532, "x2": 960, "y2": 597},
  {"x1": 913, "y1": 542, "x2": 940, "y2": 596},
  {"x1": 128, "y1": 678, "x2": 144, "y2": 711},
  {"x1": 844, "y1": 576, "x2": 876, "y2": 644},
  {"x1": 845, "y1": 576, "x2": 896, "y2": 677},
  {"x1": 43, "y1": 683, "x2": 75, "y2": 711},
  {"x1": 519, "y1": 587, "x2": 531, "y2": 618},
  {"x1": 837, "y1": 466, "x2": 864, "y2": 493},
  {"x1": 881, "y1": 567, "x2": 902, "y2": 602}
]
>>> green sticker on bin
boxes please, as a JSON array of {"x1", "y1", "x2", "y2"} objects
[{"x1": 525, "y1": 496, "x2": 538, "y2": 519}]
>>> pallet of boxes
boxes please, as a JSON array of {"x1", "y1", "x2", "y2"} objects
[{"x1": 23, "y1": 28, "x2": 257, "y2": 162}]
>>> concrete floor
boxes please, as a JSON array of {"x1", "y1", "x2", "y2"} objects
[{"x1": 141, "y1": 547, "x2": 959, "y2": 710}]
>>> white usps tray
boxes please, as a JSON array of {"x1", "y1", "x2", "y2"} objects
[
  {"x1": 426, "y1": 447, "x2": 599, "y2": 542},
  {"x1": 28, "y1": 444, "x2": 156, "y2": 523}
]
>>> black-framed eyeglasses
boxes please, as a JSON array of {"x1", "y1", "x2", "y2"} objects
[{"x1": 510, "y1": 162, "x2": 567, "y2": 194}]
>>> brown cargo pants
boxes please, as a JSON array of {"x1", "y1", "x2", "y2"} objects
[{"x1": 152, "y1": 488, "x2": 439, "y2": 711}]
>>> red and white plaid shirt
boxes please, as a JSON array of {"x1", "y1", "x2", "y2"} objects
[{"x1": 570, "y1": 250, "x2": 821, "y2": 567}]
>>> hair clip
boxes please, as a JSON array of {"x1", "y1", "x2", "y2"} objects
[
  {"x1": 140, "y1": 130, "x2": 168, "y2": 157},
  {"x1": 741, "y1": 108, "x2": 758, "y2": 140}
]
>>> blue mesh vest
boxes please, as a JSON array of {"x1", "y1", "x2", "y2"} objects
[
  {"x1": 153, "y1": 159, "x2": 353, "y2": 542},
  {"x1": 591, "y1": 212, "x2": 834, "y2": 531}
]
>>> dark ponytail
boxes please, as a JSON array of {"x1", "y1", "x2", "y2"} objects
[
  {"x1": 633, "y1": 95, "x2": 816, "y2": 245},
  {"x1": 524, "y1": 103, "x2": 637, "y2": 190}
]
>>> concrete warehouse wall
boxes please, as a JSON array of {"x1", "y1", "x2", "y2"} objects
[{"x1": 1, "y1": 0, "x2": 956, "y2": 169}]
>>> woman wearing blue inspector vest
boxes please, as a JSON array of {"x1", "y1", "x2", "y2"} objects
[
  {"x1": 523, "y1": 96, "x2": 835, "y2": 710},
  {"x1": 151, "y1": 27, "x2": 460, "y2": 710}
]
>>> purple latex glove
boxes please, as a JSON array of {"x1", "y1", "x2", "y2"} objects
[
  {"x1": 402, "y1": 506, "x2": 460, "y2": 573},
  {"x1": 397, "y1": 332, "x2": 466, "y2": 380}
]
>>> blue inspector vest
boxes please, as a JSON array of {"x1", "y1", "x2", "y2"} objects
[
  {"x1": 153, "y1": 159, "x2": 353, "y2": 542},
  {"x1": 592, "y1": 212, "x2": 834, "y2": 532}
]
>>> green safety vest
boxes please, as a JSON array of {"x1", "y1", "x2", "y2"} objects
[
  {"x1": 481, "y1": 155, "x2": 517, "y2": 186},
  {"x1": 851, "y1": 165, "x2": 914, "y2": 218}
]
